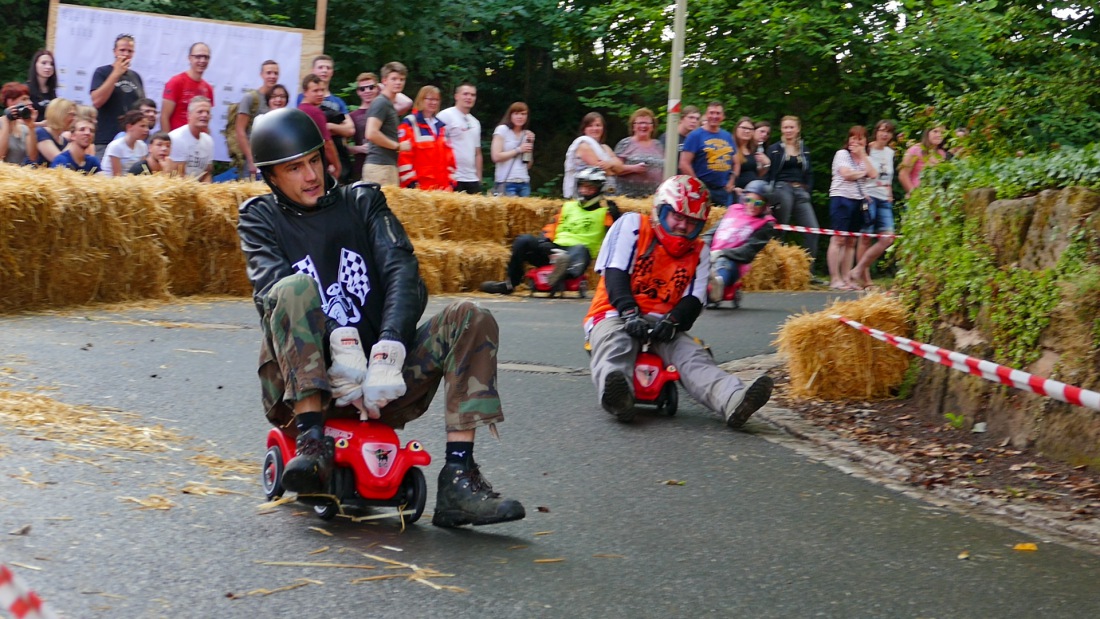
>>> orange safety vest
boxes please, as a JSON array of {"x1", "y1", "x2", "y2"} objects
[
  {"x1": 397, "y1": 110, "x2": 456, "y2": 191},
  {"x1": 585, "y1": 216, "x2": 703, "y2": 327}
]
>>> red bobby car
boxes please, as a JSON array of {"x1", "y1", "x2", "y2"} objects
[
  {"x1": 632, "y1": 346, "x2": 681, "y2": 415},
  {"x1": 262, "y1": 419, "x2": 432, "y2": 523},
  {"x1": 524, "y1": 264, "x2": 588, "y2": 298}
]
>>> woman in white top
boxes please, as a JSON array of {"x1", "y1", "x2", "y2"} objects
[
  {"x1": 827, "y1": 125, "x2": 877, "y2": 290},
  {"x1": 563, "y1": 112, "x2": 623, "y2": 199},
  {"x1": 490, "y1": 101, "x2": 534, "y2": 197},
  {"x1": 102, "y1": 109, "x2": 150, "y2": 177},
  {"x1": 850, "y1": 119, "x2": 896, "y2": 288}
]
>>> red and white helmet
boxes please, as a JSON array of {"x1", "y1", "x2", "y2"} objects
[{"x1": 651, "y1": 175, "x2": 711, "y2": 257}]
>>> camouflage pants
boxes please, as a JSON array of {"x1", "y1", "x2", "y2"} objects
[{"x1": 258, "y1": 273, "x2": 504, "y2": 435}]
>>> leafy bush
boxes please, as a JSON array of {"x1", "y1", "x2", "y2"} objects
[{"x1": 895, "y1": 144, "x2": 1100, "y2": 367}]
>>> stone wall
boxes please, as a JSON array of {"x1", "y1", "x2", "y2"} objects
[{"x1": 912, "y1": 187, "x2": 1100, "y2": 467}]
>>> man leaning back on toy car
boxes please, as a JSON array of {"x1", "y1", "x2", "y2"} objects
[{"x1": 237, "y1": 107, "x2": 524, "y2": 528}]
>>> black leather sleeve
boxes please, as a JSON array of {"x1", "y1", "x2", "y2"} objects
[
  {"x1": 354, "y1": 185, "x2": 426, "y2": 345},
  {"x1": 668, "y1": 296, "x2": 703, "y2": 332},
  {"x1": 604, "y1": 267, "x2": 638, "y2": 314},
  {"x1": 237, "y1": 196, "x2": 295, "y2": 318}
]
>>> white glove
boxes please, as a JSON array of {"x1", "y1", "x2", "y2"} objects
[
  {"x1": 362, "y1": 340, "x2": 407, "y2": 415},
  {"x1": 327, "y1": 327, "x2": 367, "y2": 407}
]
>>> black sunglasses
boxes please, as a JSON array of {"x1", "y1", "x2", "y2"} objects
[{"x1": 358, "y1": 84, "x2": 377, "y2": 92}]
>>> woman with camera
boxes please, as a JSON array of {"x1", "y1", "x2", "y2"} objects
[{"x1": 0, "y1": 82, "x2": 39, "y2": 165}]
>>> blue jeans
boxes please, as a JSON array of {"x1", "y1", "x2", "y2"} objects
[
  {"x1": 860, "y1": 197, "x2": 895, "y2": 233},
  {"x1": 501, "y1": 182, "x2": 530, "y2": 197}
]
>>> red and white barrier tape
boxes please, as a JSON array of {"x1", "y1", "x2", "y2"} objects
[
  {"x1": 775, "y1": 224, "x2": 898, "y2": 239},
  {"x1": 834, "y1": 315, "x2": 1100, "y2": 412},
  {"x1": 0, "y1": 564, "x2": 57, "y2": 619}
]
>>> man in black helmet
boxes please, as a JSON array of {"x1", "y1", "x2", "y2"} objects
[{"x1": 237, "y1": 107, "x2": 525, "y2": 528}]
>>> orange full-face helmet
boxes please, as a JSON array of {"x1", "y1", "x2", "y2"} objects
[{"x1": 651, "y1": 175, "x2": 711, "y2": 257}]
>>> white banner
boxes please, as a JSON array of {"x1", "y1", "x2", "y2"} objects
[{"x1": 54, "y1": 4, "x2": 303, "y2": 162}]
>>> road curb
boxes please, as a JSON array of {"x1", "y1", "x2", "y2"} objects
[{"x1": 724, "y1": 353, "x2": 1100, "y2": 548}]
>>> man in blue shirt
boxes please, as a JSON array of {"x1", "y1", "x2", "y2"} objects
[
  {"x1": 50, "y1": 117, "x2": 100, "y2": 173},
  {"x1": 678, "y1": 101, "x2": 734, "y2": 206}
]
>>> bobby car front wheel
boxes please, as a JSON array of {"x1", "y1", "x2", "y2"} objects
[
  {"x1": 398, "y1": 467, "x2": 428, "y2": 524},
  {"x1": 661, "y1": 382, "x2": 678, "y2": 416},
  {"x1": 261, "y1": 445, "x2": 285, "y2": 500},
  {"x1": 313, "y1": 499, "x2": 339, "y2": 521}
]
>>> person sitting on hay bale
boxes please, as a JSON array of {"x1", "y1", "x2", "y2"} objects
[
  {"x1": 237, "y1": 107, "x2": 525, "y2": 528},
  {"x1": 702, "y1": 179, "x2": 776, "y2": 305},
  {"x1": 479, "y1": 166, "x2": 621, "y2": 295},
  {"x1": 583, "y1": 175, "x2": 774, "y2": 426}
]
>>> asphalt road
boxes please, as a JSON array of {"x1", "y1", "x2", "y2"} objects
[{"x1": 1, "y1": 291, "x2": 1099, "y2": 619}]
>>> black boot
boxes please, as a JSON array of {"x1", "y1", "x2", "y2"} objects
[
  {"x1": 282, "y1": 425, "x2": 334, "y2": 495},
  {"x1": 432, "y1": 462, "x2": 526, "y2": 527},
  {"x1": 479, "y1": 281, "x2": 514, "y2": 295},
  {"x1": 601, "y1": 370, "x2": 635, "y2": 422}
]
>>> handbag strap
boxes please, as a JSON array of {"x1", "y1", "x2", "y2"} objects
[{"x1": 847, "y1": 150, "x2": 868, "y2": 199}]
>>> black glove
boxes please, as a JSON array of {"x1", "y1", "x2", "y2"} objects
[
  {"x1": 651, "y1": 315, "x2": 679, "y2": 342},
  {"x1": 621, "y1": 307, "x2": 650, "y2": 341}
]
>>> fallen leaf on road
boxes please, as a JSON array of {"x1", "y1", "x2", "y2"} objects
[
  {"x1": 534, "y1": 558, "x2": 565, "y2": 563},
  {"x1": 957, "y1": 551, "x2": 970, "y2": 560},
  {"x1": 308, "y1": 546, "x2": 330, "y2": 555},
  {"x1": 1013, "y1": 543, "x2": 1038, "y2": 551},
  {"x1": 660, "y1": 480, "x2": 686, "y2": 486},
  {"x1": 8, "y1": 525, "x2": 31, "y2": 535},
  {"x1": 308, "y1": 526, "x2": 333, "y2": 537},
  {"x1": 534, "y1": 531, "x2": 554, "y2": 536},
  {"x1": 536, "y1": 506, "x2": 551, "y2": 513}
]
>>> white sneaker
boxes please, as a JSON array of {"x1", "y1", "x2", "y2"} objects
[{"x1": 708, "y1": 269, "x2": 725, "y2": 304}]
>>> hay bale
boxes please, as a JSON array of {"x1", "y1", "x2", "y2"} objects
[
  {"x1": 742, "y1": 240, "x2": 812, "y2": 291},
  {"x1": 411, "y1": 239, "x2": 509, "y2": 294},
  {"x1": 381, "y1": 186, "x2": 443, "y2": 240},
  {"x1": 775, "y1": 292, "x2": 911, "y2": 400}
]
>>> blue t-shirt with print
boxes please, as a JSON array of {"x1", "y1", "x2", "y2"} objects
[{"x1": 682, "y1": 127, "x2": 734, "y2": 189}]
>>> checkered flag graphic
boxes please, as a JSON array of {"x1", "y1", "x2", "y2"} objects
[
  {"x1": 338, "y1": 248, "x2": 370, "y2": 304},
  {"x1": 293, "y1": 255, "x2": 320, "y2": 283}
]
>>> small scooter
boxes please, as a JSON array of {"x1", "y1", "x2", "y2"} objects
[{"x1": 262, "y1": 419, "x2": 431, "y2": 523}]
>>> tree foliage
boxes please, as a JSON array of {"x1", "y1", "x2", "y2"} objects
[{"x1": 5, "y1": 0, "x2": 1098, "y2": 193}]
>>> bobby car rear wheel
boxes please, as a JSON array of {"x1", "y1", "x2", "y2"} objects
[
  {"x1": 399, "y1": 467, "x2": 428, "y2": 524},
  {"x1": 261, "y1": 445, "x2": 285, "y2": 500}
]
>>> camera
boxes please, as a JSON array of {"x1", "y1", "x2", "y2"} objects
[{"x1": 6, "y1": 104, "x2": 32, "y2": 121}]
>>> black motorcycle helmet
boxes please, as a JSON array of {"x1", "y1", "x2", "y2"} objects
[{"x1": 250, "y1": 107, "x2": 336, "y2": 207}]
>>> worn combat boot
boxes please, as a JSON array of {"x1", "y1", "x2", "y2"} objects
[
  {"x1": 601, "y1": 370, "x2": 636, "y2": 422},
  {"x1": 281, "y1": 425, "x2": 334, "y2": 495},
  {"x1": 432, "y1": 461, "x2": 526, "y2": 527},
  {"x1": 724, "y1": 375, "x2": 774, "y2": 429}
]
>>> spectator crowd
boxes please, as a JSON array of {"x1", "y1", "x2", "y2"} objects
[{"x1": 2, "y1": 34, "x2": 965, "y2": 285}]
